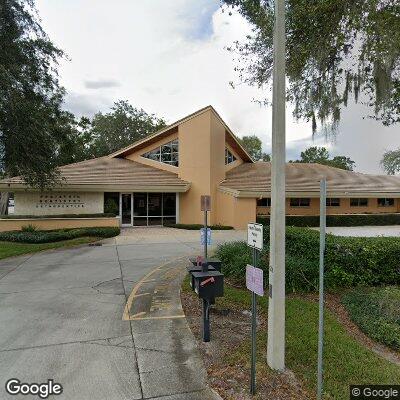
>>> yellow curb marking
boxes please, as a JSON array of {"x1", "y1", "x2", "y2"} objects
[
  {"x1": 122, "y1": 256, "x2": 187, "y2": 321},
  {"x1": 130, "y1": 311, "x2": 147, "y2": 318},
  {"x1": 130, "y1": 315, "x2": 185, "y2": 321},
  {"x1": 132, "y1": 292, "x2": 151, "y2": 298}
]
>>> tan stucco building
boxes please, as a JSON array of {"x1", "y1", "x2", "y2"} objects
[{"x1": 2, "y1": 105, "x2": 400, "y2": 229}]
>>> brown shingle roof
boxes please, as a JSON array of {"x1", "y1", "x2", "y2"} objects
[
  {"x1": 1, "y1": 157, "x2": 190, "y2": 191},
  {"x1": 220, "y1": 162, "x2": 400, "y2": 196}
]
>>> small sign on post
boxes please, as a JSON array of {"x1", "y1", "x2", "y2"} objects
[
  {"x1": 247, "y1": 223, "x2": 263, "y2": 251},
  {"x1": 200, "y1": 195, "x2": 211, "y2": 211},
  {"x1": 246, "y1": 265, "x2": 264, "y2": 297},
  {"x1": 246, "y1": 222, "x2": 264, "y2": 396},
  {"x1": 200, "y1": 227, "x2": 211, "y2": 246}
]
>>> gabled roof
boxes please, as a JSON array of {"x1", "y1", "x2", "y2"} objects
[
  {"x1": 219, "y1": 162, "x2": 400, "y2": 197},
  {"x1": 109, "y1": 105, "x2": 253, "y2": 162},
  {"x1": 0, "y1": 157, "x2": 190, "y2": 192}
]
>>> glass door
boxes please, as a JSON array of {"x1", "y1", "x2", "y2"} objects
[{"x1": 121, "y1": 193, "x2": 132, "y2": 225}]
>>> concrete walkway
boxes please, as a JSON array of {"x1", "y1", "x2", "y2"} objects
[
  {"x1": 312, "y1": 225, "x2": 400, "y2": 237},
  {"x1": 0, "y1": 228, "x2": 244, "y2": 399}
]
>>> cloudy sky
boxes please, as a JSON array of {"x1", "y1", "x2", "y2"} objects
[{"x1": 36, "y1": 0, "x2": 399, "y2": 173}]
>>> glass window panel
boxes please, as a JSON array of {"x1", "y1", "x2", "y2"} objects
[
  {"x1": 378, "y1": 198, "x2": 394, "y2": 207},
  {"x1": 163, "y1": 193, "x2": 176, "y2": 216},
  {"x1": 148, "y1": 193, "x2": 162, "y2": 216},
  {"x1": 360, "y1": 198, "x2": 368, "y2": 206},
  {"x1": 257, "y1": 198, "x2": 271, "y2": 207},
  {"x1": 121, "y1": 194, "x2": 132, "y2": 224},
  {"x1": 171, "y1": 140, "x2": 179, "y2": 152},
  {"x1": 161, "y1": 152, "x2": 172, "y2": 162},
  {"x1": 104, "y1": 192, "x2": 119, "y2": 215},
  {"x1": 134, "y1": 193, "x2": 147, "y2": 216},
  {"x1": 162, "y1": 143, "x2": 172, "y2": 154},
  {"x1": 163, "y1": 216, "x2": 176, "y2": 226},
  {"x1": 142, "y1": 140, "x2": 178, "y2": 166},
  {"x1": 148, "y1": 217, "x2": 162, "y2": 226},
  {"x1": 133, "y1": 217, "x2": 147, "y2": 226},
  {"x1": 326, "y1": 198, "x2": 340, "y2": 207}
]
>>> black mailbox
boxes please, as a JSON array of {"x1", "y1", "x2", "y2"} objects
[
  {"x1": 192, "y1": 271, "x2": 224, "y2": 299},
  {"x1": 187, "y1": 264, "x2": 216, "y2": 290}
]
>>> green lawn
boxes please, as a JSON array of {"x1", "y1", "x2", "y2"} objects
[
  {"x1": 0, "y1": 237, "x2": 101, "y2": 260},
  {"x1": 183, "y1": 279, "x2": 400, "y2": 399}
]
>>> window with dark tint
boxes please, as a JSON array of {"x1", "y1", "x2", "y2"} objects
[
  {"x1": 225, "y1": 148, "x2": 237, "y2": 165},
  {"x1": 350, "y1": 198, "x2": 368, "y2": 207},
  {"x1": 142, "y1": 139, "x2": 179, "y2": 166},
  {"x1": 326, "y1": 198, "x2": 340, "y2": 207},
  {"x1": 290, "y1": 198, "x2": 310, "y2": 207},
  {"x1": 377, "y1": 198, "x2": 394, "y2": 207},
  {"x1": 163, "y1": 193, "x2": 176, "y2": 216},
  {"x1": 257, "y1": 198, "x2": 271, "y2": 207},
  {"x1": 134, "y1": 193, "x2": 147, "y2": 216},
  {"x1": 104, "y1": 192, "x2": 119, "y2": 215}
]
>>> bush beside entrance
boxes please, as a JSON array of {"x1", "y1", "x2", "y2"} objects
[
  {"x1": 257, "y1": 213, "x2": 400, "y2": 227},
  {"x1": 216, "y1": 227, "x2": 400, "y2": 292},
  {"x1": 0, "y1": 227, "x2": 120, "y2": 244}
]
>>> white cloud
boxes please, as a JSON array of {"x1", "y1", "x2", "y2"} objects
[{"x1": 36, "y1": 0, "x2": 399, "y2": 173}]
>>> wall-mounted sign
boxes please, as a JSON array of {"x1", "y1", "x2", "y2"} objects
[{"x1": 247, "y1": 223, "x2": 263, "y2": 251}]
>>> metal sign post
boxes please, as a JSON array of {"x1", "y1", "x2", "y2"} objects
[
  {"x1": 201, "y1": 195, "x2": 211, "y2": 341},
  {"x1": 201, "y1": 195, "x2": 211, "y2": 260},
  {"x1": 246, "y1": 223, "x2": 264, "y2": 395},
  {"x1": 317, "y1": 179, "x2": 327, "y2": 400}
]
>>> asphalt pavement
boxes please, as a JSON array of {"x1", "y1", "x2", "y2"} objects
[{"x1": 0, "y1": 228, "x2": 245, "y2": 400}]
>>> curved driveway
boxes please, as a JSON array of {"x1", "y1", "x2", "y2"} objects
[{"x1": 0, "y1": 228, "x2": 245, "y2": 400}]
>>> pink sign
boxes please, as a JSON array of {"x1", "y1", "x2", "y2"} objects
[{"x1": 246, "y1": 265, "x2": 264, "y2": 296}]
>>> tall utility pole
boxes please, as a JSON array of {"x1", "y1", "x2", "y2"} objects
[{"x1": 267, "y1": 0, "x2": 286, "y2": 371}]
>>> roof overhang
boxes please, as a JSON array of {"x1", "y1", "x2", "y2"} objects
[
  {"x1": 218, "y1": 187, "x2": 400, "y2": 198},
  {"x1": 0, "y1": 183, "x2": 191, "y2": 193}
]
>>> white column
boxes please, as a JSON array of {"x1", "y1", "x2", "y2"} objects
[
  {"x1": 267, "y1": 0, "x2": 286, "y2": 371},
  {"x1": 175, "y1": 193, "x2": 180, "y2": 223}
]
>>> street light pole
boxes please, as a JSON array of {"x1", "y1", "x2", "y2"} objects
[{"x1": 267, "y1": 0, "x2": 286, "y2": 371}]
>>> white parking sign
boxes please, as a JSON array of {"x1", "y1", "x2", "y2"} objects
[{"x1": 247, "y1": 223, "x2": 263, "y2": 251}]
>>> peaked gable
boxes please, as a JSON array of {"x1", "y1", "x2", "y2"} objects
[{"x1": 109, "y1": 105, "x2": 253, "y2": 163}]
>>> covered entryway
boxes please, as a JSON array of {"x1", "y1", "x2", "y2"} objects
[{"x1": 120, "y1": 192, "x2": 178, "y2": 227}]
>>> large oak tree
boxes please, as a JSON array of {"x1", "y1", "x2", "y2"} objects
[
  {"x1": 0, "y1": 0, "x2": 73, "y2": 212},
  {"x1": 224, "y1": 0, "x2": 400, "y2": 132}
]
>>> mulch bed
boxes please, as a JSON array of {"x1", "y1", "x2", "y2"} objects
[{"x1": 181, "y1": 290, "x2": 311, "y2": 400}]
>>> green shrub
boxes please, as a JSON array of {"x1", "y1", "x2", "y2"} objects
[
  {"x1": 0, "y1": 227, "x2": 120, "y2": 244},
  {"x1": 342, "y1": 287, "x2": 400, "y2": 350},
  {"x1": 21, "y1": 224, "x2": 38, "y2": 233},
  {"x1": 1, "y1": 213, "x2": 116, "y2": 219},
  {"x1": 166, "y1": 223, "x2": 234, "y2": 230},
  {"x1": 216, "y1": 227, "x2": 400, "y2": 292},
  {"x1": 257, "y1": 213, "x2": 400, "y2": 227}
]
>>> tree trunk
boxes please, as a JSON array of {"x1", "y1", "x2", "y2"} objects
[{"x1": 0, "y1": 192, "x2": 9, "y2": 215}]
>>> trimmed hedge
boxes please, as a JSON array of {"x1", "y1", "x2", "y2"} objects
[
  {"x1": 342, "y1": 287, "x2": 400, "y2": 351},
  {"x1": 166, "y1": 223, "x2": 233, "y2": 230},
  {"x1": 257, "y1": 213, "x2": 400, "y2": 227},
  {"x1": 1, "y1": 213, "x2": 116, "y2": 219},
  {"x1": 216, "y1": 227, "x2": 400, "y2": 292},
  {"x1": 0, "y1": 227, "x2": 120, "y2": 244}
]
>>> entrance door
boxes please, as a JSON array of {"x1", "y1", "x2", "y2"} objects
[{"x1": 121, "y1": 193, "x2": 132, "y2": 225}]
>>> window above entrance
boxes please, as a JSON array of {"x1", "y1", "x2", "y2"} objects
[
  {"x1": 225, "y1": 148, "x2": 236, "y2": 165},
  {"x1": 142, "y1": 139, "x2": 179, "y2": 167}
]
